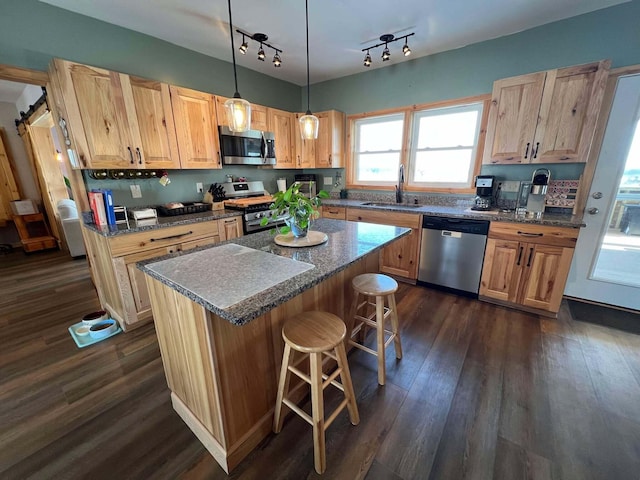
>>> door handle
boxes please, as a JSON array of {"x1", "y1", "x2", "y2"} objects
[
  {"x1": 587, "y1": 207, "x2": 599, "y2": 215},
  {"x1": 591, "y1": 192, "x2": 603, "y2": 199}
]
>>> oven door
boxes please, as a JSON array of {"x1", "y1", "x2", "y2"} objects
[{"x1": 244, "y1": 212, "x2": 287, "y2": 234}]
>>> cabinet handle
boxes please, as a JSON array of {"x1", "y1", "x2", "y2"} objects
[
  {"x1": 150, "y1": 230, "x2": 193, "y2": 242},
  {"x1": 136, "y1": 147, "x2": 143, "y2": 165},
  {"x1": 517, "y1": 231, "x2": 543, "y2": 237},
  {"x1": 218, "y1": 151, "x2": 222, "y2": 165},
  {"x1": 223, "y1": 219, "x2": 236, "y2": 224},
  {"x1": 297, "y1": 155, "x2": 301, "y2": 166},
  {"x1": 516, "y1": 246, "x2": 524, "y2": 266},
  {"x1": 524, "y1": 142, "x2": 530, "y2": 159},
  {"x1": 127, "y1": 146, "x2": 134, "y2": 164},
  {"x1": 526, "y1": 247, "x2": 534, "y2": 267},
  {"x1": 532, "y1": 142, "x2": 540, "y2": 159}
]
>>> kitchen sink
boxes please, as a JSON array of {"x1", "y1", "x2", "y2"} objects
[{"x1": 360, "y1": 202, "x2": 422, "y2": 208}]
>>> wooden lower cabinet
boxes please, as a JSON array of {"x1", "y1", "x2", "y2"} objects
[
  {"x1": 479, "y1": 222, "x2": 578, "y2": 314},
  {"x1": 346, "y1": 208, "x2": 421, "y2": 280},
  {"x1": 83, "y1": 216, "x2": 242, "y2": 330},
  {"x1": 321, "y1": 206, "x2": 346, "y2": 220}
]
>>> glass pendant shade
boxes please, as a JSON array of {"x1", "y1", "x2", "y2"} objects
[
  {"x1": 299, "y1": 113, "x2": 319, "y2": 140},
  {"x1": 224, "y1": 97, "x2": 252, "y2": 132}
]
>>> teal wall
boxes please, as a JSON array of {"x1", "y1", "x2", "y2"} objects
[{"x1": 0, "y1": 0, "x2": 300, "y2": 111}]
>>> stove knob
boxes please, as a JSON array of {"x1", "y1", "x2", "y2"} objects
[{"x1": 255, "y1": 212, "x2": 263, "y2": 219}]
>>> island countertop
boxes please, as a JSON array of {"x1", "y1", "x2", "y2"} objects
[{"x1": 139, "y1": 218, "x2": 410, "y2": 326}]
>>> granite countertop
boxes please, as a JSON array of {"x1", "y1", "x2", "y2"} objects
[
  {"x1": 322, "y1": 199, "x2": 585, "y2": 228},
  {"x1": 139, "y1": 218, "x2": 410, "y2": 326},
  {"x1": 83, "y1": 209, "x2": 242, "y2": 237}
]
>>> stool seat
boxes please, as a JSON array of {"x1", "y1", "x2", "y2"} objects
[
  {"x1": 352, "y1": 273, "x2": 398, "y2": 296},
  {"x1": 282, "y1": 311, "x2": 346, "y2": 353}
]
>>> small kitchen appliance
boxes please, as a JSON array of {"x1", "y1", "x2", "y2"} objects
[
  {"x1": 218, "y1": 127, "x2": 276, "y2": 166},
  {"x1": 294, "y1": 174, "x2": 317, "y2": 198},
  {"x1": 221, "y1": 181, "x2": 287, "y2": 234},
  {"x1": 526, "y1": 168, "x2": 551, "y2": 218},
  {"x1": 471, "y1": 175, "x2": 495, "y2": 211}
]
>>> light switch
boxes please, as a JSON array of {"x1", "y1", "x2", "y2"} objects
[{"x1": 130, "y1": 185, "x2": 142, "y2": 198}]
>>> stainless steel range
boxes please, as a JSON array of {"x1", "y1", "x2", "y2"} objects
[{"x1": 221, "y1": 181, "x2": 286, "y2": 234}]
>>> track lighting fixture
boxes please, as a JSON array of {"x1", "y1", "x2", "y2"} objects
[
  {"x1": 361, "y1": 32, "x2": 414, "y2": 67},
  {"x1": 239, "y1": 34, "x2": 248, "y2": 54},
  {"x1": 224, "y1": 0, "x2": 251, "y2": 132},
  {"x1": 235, "y1": 29, "x2": 283, "y2": 68},
  {"x1": 363, "y1": 50, "x2": 372, "y2": 67}
]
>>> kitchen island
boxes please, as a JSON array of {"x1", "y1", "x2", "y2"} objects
[{"x1": 139, "y1": 218, "x2": 410, "y2": 473}]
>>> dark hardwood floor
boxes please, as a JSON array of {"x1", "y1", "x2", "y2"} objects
[{"x1": 1, "y1": 249, "x2": 640, "y2": 479}]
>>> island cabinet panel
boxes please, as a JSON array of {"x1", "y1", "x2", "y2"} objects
[
  {"x1": 483, "y1": 60, "x2": 609, "y2": 164},
  {"x1": 144, "y1": 253, "x2": 379, "y2": 473},
  {"x1": 170, "y1": 86, "x2": 221, "y2": 169},
  {"x1": 479, "y1": 221, "x2": 578, "y2": 315},
  {"x1": 346, "y1": 208, "x2": 421, "y2": 280}
]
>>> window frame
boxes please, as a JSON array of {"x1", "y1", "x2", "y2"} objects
[{"x1": 347, "y1": 94, "x2": 490, "y2": 193}]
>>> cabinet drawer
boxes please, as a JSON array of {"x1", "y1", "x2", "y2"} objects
[
  {"x1": 322, "y1": 206, "x2": 346, "y2": 220},
  {"x1": 109, "y1": 221, "x2": 220, "y2": 256},
  {"x1": 346, "y1": 208, "x2": 420, "y2": 229},
  {"x1": 488, "y1": 222, "x2": 579, "y2": 247}
]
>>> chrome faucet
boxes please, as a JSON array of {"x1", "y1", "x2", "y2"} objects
[{"x1": 396, "y1": 164, "x2": 404, "y2": 203}]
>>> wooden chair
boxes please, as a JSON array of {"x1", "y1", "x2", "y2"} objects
[
  {"x1": 273, "y1": 311, "x2": 360, "y2": 474},
  {"x1": 348, "y1": 273, "x2": 403, "y2": 385}
]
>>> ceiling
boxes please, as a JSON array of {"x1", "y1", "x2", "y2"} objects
[
  {"x1": 0, "y1": 79, "x2": 28, "y2": 104},
  {"x1": 37, "y1": 0, "x2": 628, "y2": 86}
]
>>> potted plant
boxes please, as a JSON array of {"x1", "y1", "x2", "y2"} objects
[{"x1": 261, "y1": 182, "x2": 329, "y2": 237}]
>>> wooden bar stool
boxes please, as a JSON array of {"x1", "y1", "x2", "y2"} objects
[
  {"x1": 273, "y1": 311, "x2": 360, "y2": 474},
  {"x1": 349, "y1": 273, "x2": 402, "y2": 385}
]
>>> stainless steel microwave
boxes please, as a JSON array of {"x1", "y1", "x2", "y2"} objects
[{"x1": 218, "y1": 126, "x2": 276, "y2": 166}]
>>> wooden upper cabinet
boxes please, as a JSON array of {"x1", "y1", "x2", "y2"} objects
[
  {"x1": 483, "y1": 60, "x2": 610, "y2": 165},
  {"x1": 57, "y1": 60, "x2": 134, "y2": 169},
  {"x1": 532, "y1": 61, "x2": 610, "y2": 163},
  {"x1": 125, "y1": 76, "x2": 180, "y2": 169},
  {"x1": 316, "y1": 110, "x2": 345, "y2": 168},
  {"x1": 268, "y1": 108, "x2": 295, "y2": 169},
  {"x1": 483, "y1": 72, "x2": 545, "y2": 165},
  {"x1": 215, "y1": 95, "x2": 269, "y2": 131},
  {"x1": 294, "y1": 113, "x2": 316, "y2": 168},
  {"x1": 170, "y1": 86, "x2": 221, "y2": 169}
]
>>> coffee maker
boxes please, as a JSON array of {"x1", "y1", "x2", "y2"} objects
[{"x1": 471, "y1": 175, "x2": 495, "y2": 211}]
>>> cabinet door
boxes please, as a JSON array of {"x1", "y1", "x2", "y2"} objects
[
  {"x1": 380, "y1": 228, "x2": 420, "y2": 279},
  {"x1": 315, "y1": 110, "x2": 345, "y2": 168},
  {"x1": 321, "y1": 206, "x2": 346, "y2": 219},
  {"x1": 64, "y1": 62, "x2": 135, "y2": 168},
  {"x1": 125, "y1": 76, "x2": 181, "y2": 169},
  {"x1": 483, "y1": 72, "x2": 546, "y2": 165},
  {"x1": 519, "y1": 244, "x2": 574, "y2": 312},
  {"x1": 294, "y1": 114, "x2": 316, "y2": 168},
  {"x1": 170, "y1": 86, "x2": 221, "y2": 169},
  {"x1": 269, "y1": 108, "x2": 295, "y2": 168},
  {"x1": 532, "y1": 61, "x2": 609, "y2": 163},
  {"x1": 251, "y1": 104, "x2": 269, "y2": 131},
  {"x1": 479, "y1": 238, "x2": 524, "y2": 302},
  {"x1": 219, "y1": 216, "x2": 243, "y2": 241}
]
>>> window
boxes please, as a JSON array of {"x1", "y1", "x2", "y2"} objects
[
  {"x1": 409, "y1": 103, "x2": 483, "y2": 189},
  {"x1": 352, "y1": 113, "x2": 404, "y2": 185},
  {"x1": 348, "y1": 96, "x2": 488, "y2": 192}
]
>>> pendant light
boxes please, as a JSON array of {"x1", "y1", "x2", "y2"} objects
[
  {"x1": 224, "y1": 0, "x2": 251, "y2": 132},
  {"x1": 299, "y1": 0, "x2": 319, "y2": 140}
]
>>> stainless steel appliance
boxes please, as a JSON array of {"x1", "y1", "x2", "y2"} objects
[
  {"x1": 221, "y1": 181, "x2": 286, "y2": 234},
  {"x1": 526, "y1": 168, "x2": 551, "y2": 217},
  {"x1": 218, "y1": 126, "x2": 276, "y2": 166},
  {"x1": 471, "y1": 175, "x2": 495, "y2": 211},
  {"x1": 418, "y1": 216, "x2": 490, "y2": 297},
  {"x1": 294, "y1": 174, "x2": 317, "y2": 198}
]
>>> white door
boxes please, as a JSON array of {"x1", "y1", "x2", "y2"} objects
[{"x1": 565, "y1": 74, "x2": 640, "y2": 310}]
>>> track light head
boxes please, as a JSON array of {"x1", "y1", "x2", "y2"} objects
[
  {"x1": 239, "y1": 38, "x2": 248, "y2": 54},
  {"x1": 257, "y1": 44, "x2": 265, "y2": 61},
  {"x1": 402, "y1": 41, "x2": 411, "y2": 56},
  {"x1": 273, "y1": 52, "x2": 282, "y2": 67},
  {"x1": 382, "y1": 45, "x2": 390, "y2": 61},
  {"x1": 363, "y1": 51, "x2": 372, "y2": 67}
]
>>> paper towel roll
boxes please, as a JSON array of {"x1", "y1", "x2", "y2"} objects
[{"x1": 277, "y1": 178, "x2": 287, "y2": 192}]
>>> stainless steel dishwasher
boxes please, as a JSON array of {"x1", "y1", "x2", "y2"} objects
[{"x1": 418, "y1": 216, "x2": 490, "y2": 297}]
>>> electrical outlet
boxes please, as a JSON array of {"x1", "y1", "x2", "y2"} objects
[
  {"x1": 196, "y1": 182, "x2": 203, "y2": 193},
  {"x1": 130, "y1": 184, "x2": 142, "y2": 198},
  {"x1": 323, "y1": 176, "x2": 333, "y2": 186}
]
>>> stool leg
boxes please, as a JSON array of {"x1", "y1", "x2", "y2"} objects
[
  {"x1": 335, "y1": 343, "x2": 360, "y2": 426},
  {"x1": 388, "y1": 293, "x2": 403, "y2": 359},
  {"x1": 376, "y1": 294, "x2": 386, "y2": 386},
  {"x1": 309, "y1": 352, "x2": 326, "y2": 474},
  {"x1": 273, "y1": 344, "x2": 293, "y2": 433}
]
